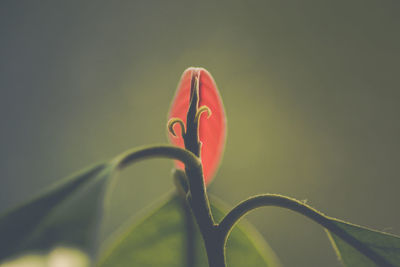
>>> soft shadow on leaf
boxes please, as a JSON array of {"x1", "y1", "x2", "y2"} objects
[
  {"x1": 0, "y1": 162, "x2": 116, "y2": 263},
  {"x1": 98, "y1": 195, "x2": 280, "y2": 267},
  {"x1": 327, "y1": 219, "x2": 400, "y2": 267}
]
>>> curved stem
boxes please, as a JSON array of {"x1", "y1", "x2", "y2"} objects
[
  {"x1": 218, "y1": 194, "x2": 394, "y2": 267},
  {"x1": 113, "y1": 144, "x2": 201, "y2": 171},
  {"x1": 112, "y1": 144, "x2": 222, "y2": 265}
]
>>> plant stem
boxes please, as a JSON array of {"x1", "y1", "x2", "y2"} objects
[
  {"x1": 203, "y1": 227, "x2": 226, "y2": 267},
  {"x1": 181, "y1": 70, "x2": 227, "y2": 267},
  {"x1": 113, "y1": 144, "x2": 226, "y2": 266},
  {"x1": 218, "y1": 194, "x2": 395, "y2": 267},
  {"x1": 184, "y1": 167, "x2": 224, "y2": 266},
  {"x1": 114, "y1": 145, "x2": 201, "y2": 171}
]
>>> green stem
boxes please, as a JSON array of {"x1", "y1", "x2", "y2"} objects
[
  {"x1": 218, "y1": 194, "x2": 394, "y2": 267},
  {"x1": 184, "y1": 167, "x2": 223, "y2": 266},
  {"x1": 113, "y1": 144, "x2": 223, "y2": 266},
  {"x1": 173, "y1": 165, "x2": 224, "y2": 267},
  {"x1": 181, "y1": 71, "x2": 225, "y2": 266},
  {"x1": 113, "y1": 145, "x2": 201, "y2": 171},
  {"x1": 203, "y1": 228, "x2": 226, "y2": 267}
]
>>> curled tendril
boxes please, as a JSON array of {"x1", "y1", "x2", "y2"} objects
[
  {"x1": 167, "y1": 118, "x2": 186, "y2": 138},
  {"x1": 195, "y1": 105, "x2": 212, "y2": 124}
]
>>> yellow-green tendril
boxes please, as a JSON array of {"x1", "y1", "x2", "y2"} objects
[
  {"x1": 167, "y1": 118, "x2": 186, "y2": 137},
  {"x1": 195, "y1": 105, "x2": 212, "y2": 124}
]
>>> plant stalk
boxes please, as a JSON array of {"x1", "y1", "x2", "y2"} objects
[
  {"x1": 219, "y1": 194, "x2": 395, "y2": 267},
  {"x1": 182, "y1": 70, "x2": 227, "y2": 267},
  {"x1": 203, "y1": 227, "x2": 226, "y2": 267}
]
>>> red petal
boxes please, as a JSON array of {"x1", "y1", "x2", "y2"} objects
[{"x1": 168, "y1": 67, "x2": 226, "y2": 185}]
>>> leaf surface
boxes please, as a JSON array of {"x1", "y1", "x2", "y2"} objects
[
  {"x1": 0, "y1": 162, "x2": 116, "y2": 262},
  {"x1": 98, "y1": 195, "x2": 280, "y2": 267},
  {"x1": 327, "y1": 219, "x2": 400, "y2": 266}
]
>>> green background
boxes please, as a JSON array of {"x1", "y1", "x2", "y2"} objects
[{"x1": 0, "y1": 1, "x2": 399, "y2": 266}]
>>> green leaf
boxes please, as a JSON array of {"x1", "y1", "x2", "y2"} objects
[
  {"x1": 98, "y1": 195, "x2": 281, "y2": 267},
  {"x1": 0, "y1": 162, "x2": 116, "y2": 262},
  {"x1": 327, "y1": 219, "x2": 400, "y2": 266}
]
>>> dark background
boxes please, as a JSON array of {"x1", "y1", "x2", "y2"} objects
[{"x1": 1, "y1": 1, "x2": 399, "y2": 266}]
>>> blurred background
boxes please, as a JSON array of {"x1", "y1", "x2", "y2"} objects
[{"x1": 1, "y1": 1, "x2": 399, "y2": 266}]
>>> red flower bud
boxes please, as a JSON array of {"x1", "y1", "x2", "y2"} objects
[{"x1": 168, "y1": 67, "x2": 226, "y2": 185}]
